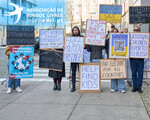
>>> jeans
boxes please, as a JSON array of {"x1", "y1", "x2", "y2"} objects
[
  {"x1": 8, "y1": 63, "x2": 21, "y2": 88},
  {"x1": 130, "y1": 59, "x2": 144, "y2": 89},
  {"x1": 111, "y1": 79, "x2": 126, "y2": 91}
]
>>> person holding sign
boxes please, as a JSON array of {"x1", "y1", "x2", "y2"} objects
[
  {"x1": 130, "y1": 26, "x2": 144, "y2": 93},
  {"x1": 70, "y1": 26, "x2": 84, "y2": 92},
  {"x1": 106, "y1": 28, "x2": 126, "y2": 93},
  {"x1": 5, "y1": 46, "x2": 22, "y2": 94},
  {"x1": 48, "y1": 49, "x2": 65, "y2": 91}
]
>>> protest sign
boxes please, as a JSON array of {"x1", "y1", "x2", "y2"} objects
[
  {"x1": 144, "y1": 50, "x2": 150, "y2": 71},
  {"x1": 39, "y1": 29, "x2": 64, "y2": 49},
  {"x1": 79, "y1": 63, "x2": 101, "y2": 93},
  {"x1": 64, "y1": 37, "x2": 84, "y2": 63},
  {"x1": 9, "y1": 46, "x2": 34, "y2": 79},
  {"x1": 85, "y1": 19, "x2": 106, "y2": 46},
  {"x1": 99, "y1": 4, "x2": 122, "y2": 23},
  {"x1": 84, "y1": 49, "x2": 91, "y2": 63},
  {"x1": 7, "y1": 25, "x2": 34, "y2": 46},
  {"x1": 39, "y1": 50, "x2": 63, "y2": 72},
  {"x1": 130, "y1": 33, "x2": 149, "y2": 58},
  {"x1": 100, "y1": 59, "x2": 126, "y2": 80},
  {"x1": 129, "y1": 6, "x2": 150, "y2": 24},
  {"x1": 109, "y1": 33, "x2": 129, "y2": 59}
]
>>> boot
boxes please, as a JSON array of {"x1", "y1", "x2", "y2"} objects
[
  {"x1": 57, "y1": 83, "x2": 61, "y2": 91},
  {"x1": 53, "y1": 83, "x2": 57, "y2": 91},
  {"x1": 70, "y1": 84, "x2": 76, "y2": 92}
]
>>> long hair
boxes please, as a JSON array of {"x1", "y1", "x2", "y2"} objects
[{"x1": 72, "y1": 26, "x2": 81, "y2": 36}]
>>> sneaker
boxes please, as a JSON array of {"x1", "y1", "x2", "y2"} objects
[
  {"x1": 16, "y1": 87, "x2": 22, "y2": 93},
  {"x1": 111, "y1": 89, "x2": 115, "y2": 93},
  {"x1": 121, "y1": 90, "x2": 126, "y2": 93},
  {"x1": 7, "y1": 87, "x2": 12, "y2": 94}
]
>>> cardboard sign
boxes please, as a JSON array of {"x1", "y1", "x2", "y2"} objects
[
  {"x1": 7, "y1": 25, "x2": 34, "y2": 46},
  {"x1": 9, "y1": 46, "x2": 34, "y2": 79},
  {"x1": 64, "y1": 37, "x2": 84, "y2": 63},
  {"x1": 100, "y1": 59, "x2": 126, "y2": 80},
  {"x1": 129, "y1": 6, "x2": 150, "y2": 24},
  {"x1": 85, "y1": 20, "x2": 106, "y2": 46},
  {"x1": 39, "y1": 50, "x2": 63, "y2": 72},
  {"x1": 109, "y1": 33, "x2": 129, "y2": 59},
  {"x1": 130, "y1": 33, "x2": 149, "y2": 58},
  {"x1": 40, "y1": 29, "x2": 64, "y2": 49},
  {"x1": 99, "y1": 4, "x2": 122, "y2": 23},
  {"x1": 144, "y1": 50, "x2": 150, "y2": 71},
  {"x1": 84, "y1": 49, "x2": 91, "y2": 63},
  {"x1": 79, "y1": 63, "x2": 101, "y2": 93}
]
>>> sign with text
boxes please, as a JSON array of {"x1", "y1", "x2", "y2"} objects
[
  {"x1": 100, "y1": 59, "x2": 126, "y2": 80},
  {"x1": 109, "y1": 33, "x2": 129, "y2": 59},
  {"x1": 129, "y1": 6, "x2": 150, "y2": 24},
  {"x1": 7, "y1": 25, "x2": 34, "y2": 45},
  {"x1": 79, "y1": 63, "x2": 101, "y2": 93},
  {"x1": 99, "y1": 4, "x2": 122, "y2": 23},
  {"x1": 40, "y1": 29, "x2": 64, "y2": 49},
  {"x1": 84, "y1": 49, "x2": 91, "y2": 63},
  {"x1": 39, "y1": 50, "x2": 63, "y2": 72},
  {"x1": 64, "y1": 37, "x2": 84, "y2": 63},
  {"x1": 144, "y1": 50, "x2": 150, "y2": 71},
  {"x1": 130, "y1": 33, "x2": 149, "y2": 58},
  {"x1": 85, "y1": 20, "x2": 106, "y2": 46},
  {"x1": 9, "y1": 46, "x2": 34, "y2": 79}
]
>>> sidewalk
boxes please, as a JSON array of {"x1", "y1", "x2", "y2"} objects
[{"x1": 0, "y1": 81, "x2": 149, "y2": 120}]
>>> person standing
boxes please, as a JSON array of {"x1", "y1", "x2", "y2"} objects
[
  {"x1": 130, "y1": 26, "x2": 144, "y2": 93},
  {"x1": 5, "y1": 46, "x2": 22, "y2": 94}
]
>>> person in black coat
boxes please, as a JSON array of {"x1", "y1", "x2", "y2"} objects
[
  {"x1": 70, "y1": 26, "x2": 84, "y2": 92},
  {"x1": 48, "y1": 49, "x2": 65, "y2": 91}
]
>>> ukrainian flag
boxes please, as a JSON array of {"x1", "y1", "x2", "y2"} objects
[{"x1": 99, "y1": 5, "x2": 122, "y2": 23}]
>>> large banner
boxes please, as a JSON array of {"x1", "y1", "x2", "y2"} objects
[
  {"x1": 129, "y1": 6, "x2": 150, "y2": 24},
  {"x1": 100, "y1": 59, "x2": 126, "y2": 80},
  {"x1": 85, "y1": 20, "x2": 106, "y2": 46},
  {"x1": 7, "y1": 25, "x2": 34, "y2": 46},
  {"x1": 99, "y1": 4, "x2": 122, "y2": 23},
  {"x1": 64, "y1": 37, "x2": 84, "y2": 63},
  {"x1": 40, "y1": 29, "x2": 64, "y2": 49},
  {"x1": 9, "y1": 46, "x2": 34, "y2": 79},
  {"x1": 39, "y1": 50, "x2": 63, "y2": 72},
  {"x1": 130, "y1": 33, "x2": 149, "y2": 58},
  {"x1": 109, "y1": 33, "x2": 129, "y2": 59},
  {"x1": 79, "y1": 63, "x2": 101, "y2": 93}
]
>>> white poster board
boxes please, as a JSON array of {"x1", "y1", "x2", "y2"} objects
[
  {"x1": 109, "y1": 33, "x2": 130, "y2": 59},
  {"x1": 85, "y1": 20, "x2": 106, "y2": 46},
  {"x1": 40, "y1": 29, "x2": 64, "y2": 49},
  {"x1": 64, "y1": 37, "x2": 84, "y2": 63},
  {"x1": 130, "y1": 33, "x2": 149, "y2": 58},
  {"x1": 79, "y1": 63, "x2": 101, "y2": 93},
  {"x1": 144, "y1": 50, "x2": 150, "y2": 71}
]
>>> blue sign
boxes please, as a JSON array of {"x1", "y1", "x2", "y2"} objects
[{"x1": 9, "y1": 46, "x2": 34, "y2": 79}]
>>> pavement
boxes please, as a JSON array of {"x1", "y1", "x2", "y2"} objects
[{"x1": 0, "y1": 81, "x2": 150, "y2": 120}]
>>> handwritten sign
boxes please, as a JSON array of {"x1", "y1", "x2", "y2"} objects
[
  {"x1": 109, "y1": 33, "x2": 129, "y2": 59},
  {"x1": 100, "y1": 59, "x2": 126, "y2": 80},
  {"x1": 64, "y1": 37, "x2": 84, "y2": 63},
  {"x1": 85, "y1": 20, "x2": 106, "y2": 46},
  {"x1": 84, "y1": 49, "x2": 91, "y2": 63},
  {"x1": 99, "y1": 4, "x2": 122, "y2": 23},
  {"x1": 39, "y1": 50, "x2": 63, "y2": 72},
  {"x1": 7, "y1": 25, "x2": 34, "y2": 45},
  {"x1": 40, "y1": 29, "x2": 64, "y2": 49},
  {"x1": 9, "y1": 46, "x2": 34, "y2": 79},
  {"x1": 130, "y1": 33, "x2": 149, "y2": 58},
  {"x1": 129, "y1": 6, "x2": 150, "y2": 24},
  {"x1": 144, "y1": 50, "x2": 150, "y2": 71},
  {"x1": 79, "y1": 63, "x2": 101, "y2": 93}
]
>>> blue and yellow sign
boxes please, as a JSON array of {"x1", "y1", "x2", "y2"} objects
[{"x1": 99, "y1": 4, "x2": 122, "y2": 23}]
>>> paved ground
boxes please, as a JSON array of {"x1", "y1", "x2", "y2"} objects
[{"x1": 0, "y1": 81, "x2": 149, "y2": 120}]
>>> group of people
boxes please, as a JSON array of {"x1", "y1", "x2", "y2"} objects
[{"x1": 5, "y1": 24, "x2": 144, "y2": 94}]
